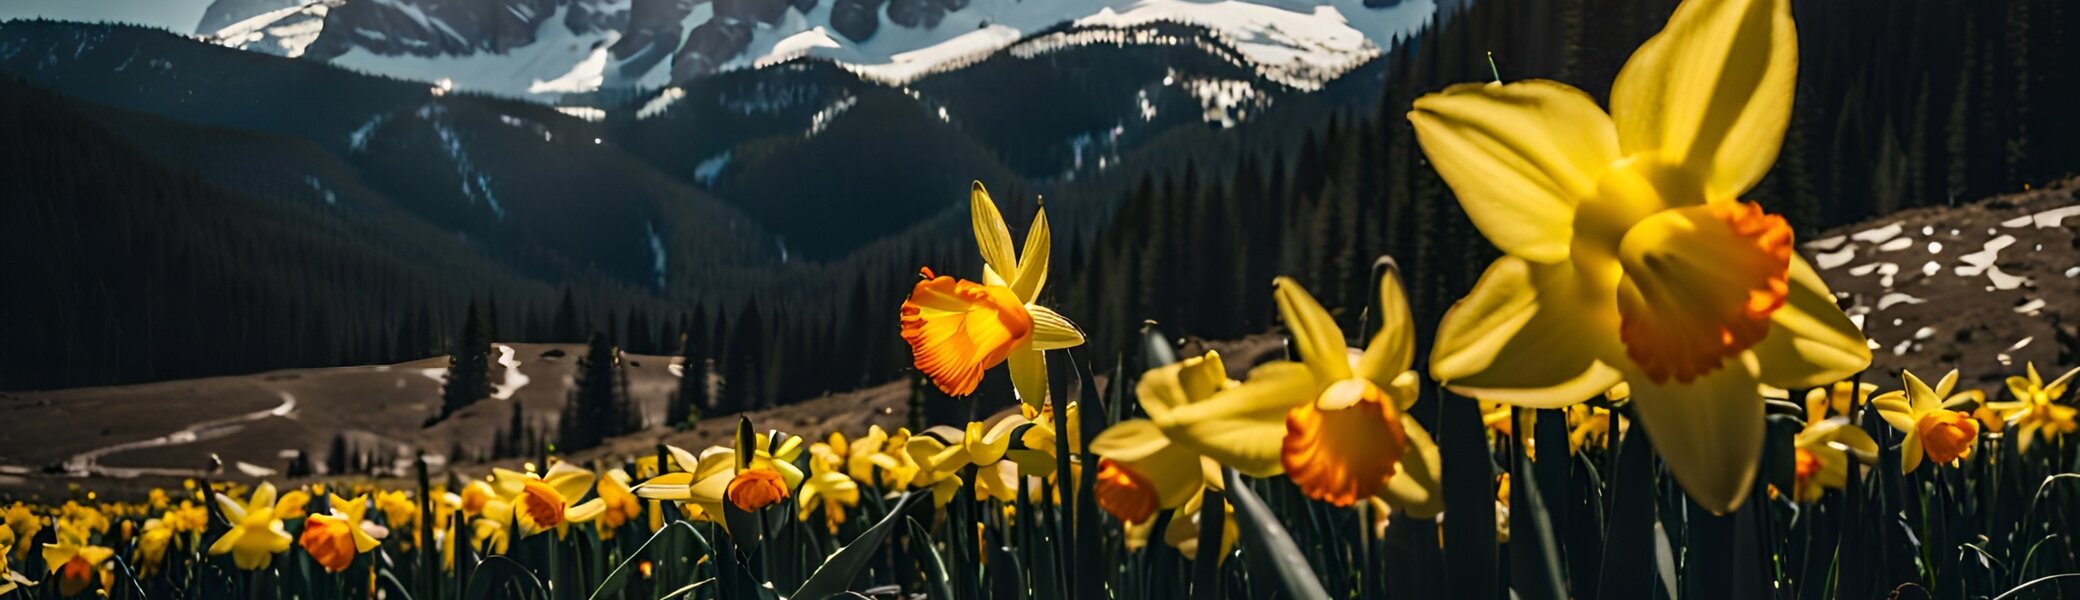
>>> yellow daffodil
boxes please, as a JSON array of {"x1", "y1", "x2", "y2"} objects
[
  {"x1": 42, "y1": 526, "x2": 111, "y2": 596},
  {"x1": 1007, "y1": 403, "x2": 1082, "y2": 482},
  {"x1": 1873, "y1": 370, "x2": 1983, "y2": 474},
  {"x1": 801, "y1": 441, "x2": 863, "y2": 534},
  {"x1": 637, "y1": 435, "x2": 805, "y2": 525},
  {"x1": 487, "y1": 462, "x2": 604, "y2": 538},
  {"x1": 1089, "y1": 352, "x2": 1238, "y2": 524},
  {"x1": 596, "y1": 469, "x2": 645, "y2": 539},
  {"x1": 299, "y1": 494, "x2": 380, "y2": 573},
  {"x1": 1162, "y1": 490, "x2": 1236, "y2": 562},
  {"x1": 903, "y1": 430, "x2": 975, "y2": 508},
  {"x1": 4, "y1": 504, "x2": 39, "y2": 562},
  {"x1": 902, "y1": 182, "x2": 1085, "y2": 406},
  {"x1": 1242, "y1": 276, "x2": 1442, "y2": 514},
  {"x1": 835, "y1": 427, "x2": 921, "y2": 490},
  {"x1": 273, "y1": 490, "x2": 311, "y2": 520},
  {"x1": 210, "y1": 482, "x2": 293, "y2": 570},
  {"x1": 1790, "y1": 397, "x2": 1877, "y2": 503},
  {"x1": 1410, "y1": 0, "x2": 1869, "y2": 513},
  {"x1": 1987, "y1": 362, "x2": 2080, "y2": 453},
  {"x1": 132, "y1": 518, "x2": 172, "y2": 577},
  {"x1": 1480, "y1": 401, "x2": 1517, "y2": 438},
  {"x1": 1808, "y1": 381, "x2": 1878, "y2": 418},
  {"x1": 0, "y1": 526, "x2": 31, "y2": 596},
  {"x1": 459, "y1": 480, "x2": 496, "y2": 521},
  {"x1": 56, "y1": 503, "x2": 106, "y2": 537},
  {"x1": 375, "y1": 491, "x2": 421, "y2": 549}
]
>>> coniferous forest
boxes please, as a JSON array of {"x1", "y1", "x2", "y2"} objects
[{"x1": 3, "y1": 0, "x2": 2076, "y2": 404}]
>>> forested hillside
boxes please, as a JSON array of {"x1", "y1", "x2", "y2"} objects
[{"x1": 3, "y1": 0, "x2": 2074, "y2": 400}]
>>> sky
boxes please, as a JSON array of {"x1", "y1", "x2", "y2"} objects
[{"x1": 1, "y1": 0, "x2": 207, "y2": 34}]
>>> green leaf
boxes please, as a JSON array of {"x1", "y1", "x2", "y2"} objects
[
  {"x1": 1598, "y1": 415, "x2": 1661, "y2": 599},
  {"x1": 789, "y1": 490, "x2": 923, "y2": 599},
  {"x1": 1510, "y1": 431, "x2": 1567, "y2": 600},
  {"x1": 1223, "y1": 468, "x2": 1331, "y2": 600},
  {"x1": 1993, "y1": 574, "x2": 2080, "y2": 600},
  {"x1": 1439, "y1": 389, "x2": 1498, "y2": 600},
  {"x1": 586, "y1": 521, "x2": 714, "y2": 600},
  {"x1": 906, "y1": 518, "x2": 955, "y2": 600},
  {"x1": 464, "y1": 556, "x2": 548, "y2": 600}
]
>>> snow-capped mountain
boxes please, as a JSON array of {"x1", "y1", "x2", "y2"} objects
[{"x1": 107, "y1": 0, "x2": 1439, "y2": 102}]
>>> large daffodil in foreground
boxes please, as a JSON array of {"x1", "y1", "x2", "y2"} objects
[
  {"x1": 1409, "y1": 0, "x2": 1869, "y2": 512},
  {"x1": 902, "y1": 182, "x2": 1086, "y2": 407}
]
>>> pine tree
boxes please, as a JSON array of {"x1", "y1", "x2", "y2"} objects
[
  {"x1": 668, "y1": 325, "x2": 706, "y2": 430},
  {"x1": 560, "y1": 332, "x2": 621, "y2": 451},
  {"x1": 433, "y1": 300, "x2": 490, "y2": 425},
  {"x1": 551, "y1": 288, "x2": 580, "y2": 343},
  {"x1": 327, "y1": 433, "x2": 350, "y2": 475}
]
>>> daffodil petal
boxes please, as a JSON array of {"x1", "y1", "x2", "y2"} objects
[
  {"x1": 1089, "y1": 419, "x2": 1172, "y2": 463},
  {"x1": 1012, "y1": 207, "x2": 1050, "y2": 302},
  {"x1": 1408, "y1": 80, "x2": 1618, "y2": 262},
  {"x1": 1752, "y1": 256, "x2": 1871, "y2": 389},
  {"x1": 1162, "y1": 361, "x2": 1315, "y2": 477},
  {"x1": 1273, "y1": 277, "x2": 1354, "y2": 383},
  {"x1": 1609, "y1": 0, "x2": 1795, "y2": 200},
  {"x1": 1355, "y1": 268, "x2": 1417, "y2": 387},
  {"x1": 1135, "y1": 352, "x2": 1229, "y2": 422},
  {"x1": 1900, "y1": 432, "x2": 1924, "y2": 474},
  {"x1": 971, "y1": 181, "x2": 1019, "y2": 283},
  {"x1": 545, "y1": 463, "x2": 596, "y2": 504},
  {"x1": 1626, "y1": 357, "x2": 1764, "y2": 514},
  {"x1": 1378, "y1": 416, "x2": 1444, "y2": 518},
  {"x1": 1431, "y1": 257, "x2": 1625, "y2": 408},
  {"x1": 1008, "y1": 346, "x2": 1048, "y2": 408},
  {"x1": 1028, "y1": 305, "x2": 1085, "y2": 350}
]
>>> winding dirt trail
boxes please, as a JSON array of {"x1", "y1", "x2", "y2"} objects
[{"x1": 57, "y1": 391, "x2": 297, "y2": 478}]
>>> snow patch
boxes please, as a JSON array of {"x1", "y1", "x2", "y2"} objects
[
  {"x1": 693, "y1": 150, "x2": 731, "y2": 188},
  {"x1": 644, "y1": 221, "x2": 667, "y2": 290}
]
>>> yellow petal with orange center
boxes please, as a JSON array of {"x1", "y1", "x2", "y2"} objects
[
  {"x1": 1616, "y1": 201, "x2": 1791, "y2": 384},
  {"x1": 1281, "y1": 379, "x2": 1406, "y2": 507},
  {"x1": 515, "y1": 480, "x2": 566, "y2": 536},
  {"x1": 900, "y1": 271, "x2": 1034, "y2": 397}
]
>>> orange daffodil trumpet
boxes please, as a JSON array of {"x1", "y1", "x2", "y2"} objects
[
  {"x1": 484, "y1": 462, "x2": 605, "y2": 539},
  {"x1": 1409, "y1": 0, "x2": 1870, "y2": 513},
  {"x1": 299, "y1": 494, "x2": 382, "y2": 573},
  {"x1": 1873, "y1": 370, "x2": 1984, "y2": 474},
  {"x1": 1790, "y1": 396, "x2": 1877, "y2": 503},
  {"x1": 902, "y1": 182, "x2": 1086, "y2": 407},
  {"x1": 1093, "y1": 272, "x2": 1442, "y2": 516},
  {"x1": 1088, "y1": 351, "x2": 1237, "y2": 524},
  {"x1": 1268, "y1": 276, "x2": 1443, "y2": 514}
]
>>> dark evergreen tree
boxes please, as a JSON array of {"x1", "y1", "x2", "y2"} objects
[
  {"x1": 668, "y1": 325, "x2": 707, "y2": 430},
  {"x1": 432, "y1": 300, "x2": 490, "y2": 425},
  {"x1": 559, "y1": 332, "x2": 622, "y2": 451}
]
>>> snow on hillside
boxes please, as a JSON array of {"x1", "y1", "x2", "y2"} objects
[
  {"x1": 1807, "y1": 179, "x2": 2080, "y2": 386},
  {"x1": 200, "y1": 1, "x2": 332, "y2": 57},
  {"x1": 703, "y1": 0, "x2": 1433, "y2": 89},
  {"x1": 5, "y1": 0, "x2": 1436, "y2": 103}
]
